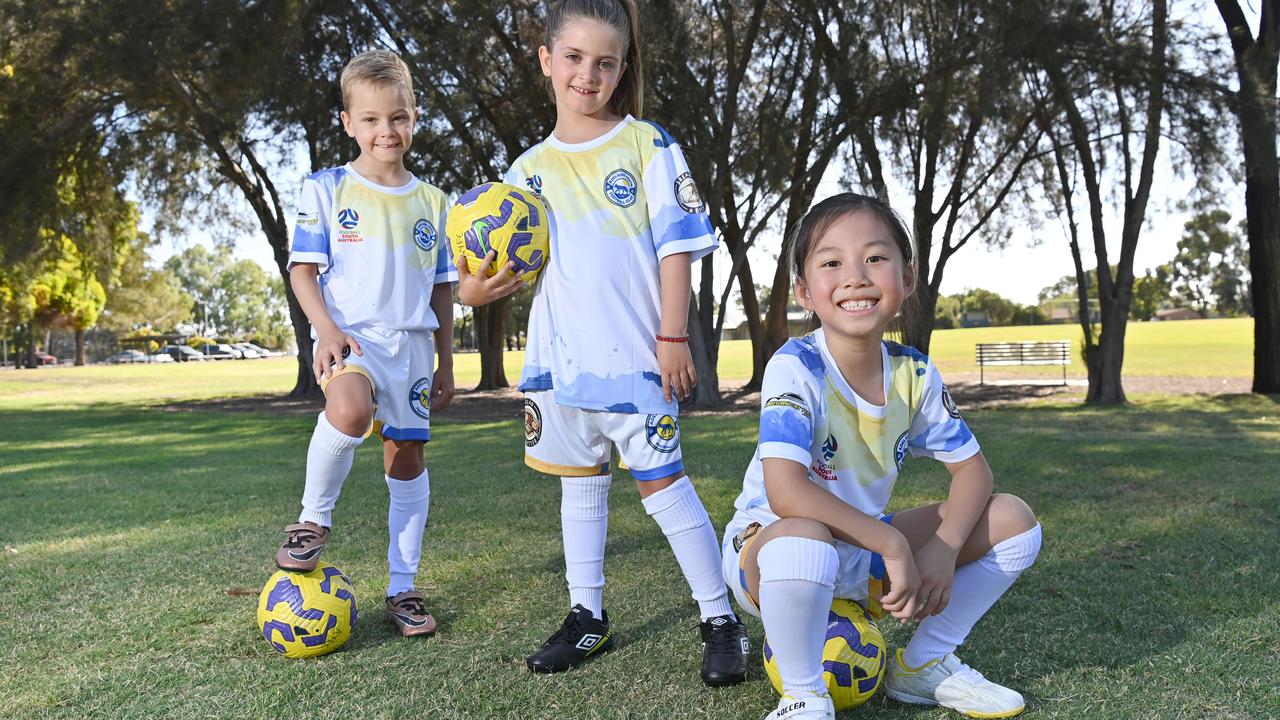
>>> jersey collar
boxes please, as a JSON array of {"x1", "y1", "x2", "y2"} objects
[
  {"x1": 814, "y1": 328, "x2": 891, "y2": 418},
  {"x1": 545, "y1": 115, "x2": 633, "y2": 153}
]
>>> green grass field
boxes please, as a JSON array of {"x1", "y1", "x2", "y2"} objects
[{"x1": 2, "y1": 317, "x2": 1275, "y2": 719}]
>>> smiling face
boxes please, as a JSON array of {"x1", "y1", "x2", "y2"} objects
[
  {"x1": 539, "y1": 17, "x2": 628, "y2": 122},
  {"x1": 795, "y1": 210, "x2": 916, "y2": 347},
  {"x1": 340, "y1": 80, "x2": 416, "y2": 168}
]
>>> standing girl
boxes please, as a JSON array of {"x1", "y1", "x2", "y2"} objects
[
  {"x1": 458, "y1": 0, "x2": 747, "y2": 686},
  {"x1": 721, "y1": 194, "x2": 1042, "y2": 719}
]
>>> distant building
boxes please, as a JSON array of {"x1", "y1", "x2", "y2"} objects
[
  {"x1": 961, "y1": 310, "x2": 990, "y2": 328},
  {"x1": 1041, "y1": 298, "x2": 1101, "y2": 324},
  {"x1": 724, "y1": 305, "x2": 811, "y2": 341},
  {"x1": 1154, "y1": 307, "x2": 1201, "y2": 321}
]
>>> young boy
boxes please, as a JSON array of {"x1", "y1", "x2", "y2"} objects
[{"x1": 275, "y1": 49, "x2": 457, "y2": 638}]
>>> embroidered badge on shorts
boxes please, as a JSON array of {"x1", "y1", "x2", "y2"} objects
[{"x1": 645, "y1": 414, "x2": 680, "y2": 453}]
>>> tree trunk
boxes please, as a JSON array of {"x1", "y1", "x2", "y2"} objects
[
  {"x1": 735, "y1": 260, "x2": 766, "y2": 391},
  {"x1": 687, "y1": 292, "x2": 722, "y2": 408},
  {"x1": 903, "y1": 284, "x2": 938, "y2": 354},
  {"x1": 1086, "y1": 304, "x2": 1129, "y2": 404},
  {"x1": 474, "y1": 299, "x2": 508, "y2": 390},
  {"x1": 1215, "y1": 0, "x2": 1280, "y2": 392},
  {"x1": 282, "y1": 271, "x2": 320, "y2": 398},
  {"x1": 74, "y1": 328, "x2": 86, "y2": 366}
]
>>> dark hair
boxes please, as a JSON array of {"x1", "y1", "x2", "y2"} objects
[
  {"x1": 544, "y1": 0, "x2": 643, "y2": 118},
  {"x1": 788, "y1": 193, "x2": 918, "y2": 335}
]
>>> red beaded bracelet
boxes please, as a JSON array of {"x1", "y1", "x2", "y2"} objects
[{"x1": 656, "y1": 333, "x2": 689, "y2": 343}]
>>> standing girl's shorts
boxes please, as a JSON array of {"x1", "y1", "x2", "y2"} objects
[
  {"x1": 522, "y1": 389, "x2": 685, "y2": 481},
  {"x1": 319, "y1": 325, "x2": 436, "y2": 442}
]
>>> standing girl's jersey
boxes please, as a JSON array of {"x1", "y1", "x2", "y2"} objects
[
  {"x1": 729, "y1": 329, "x2": 981, "y2": 532},
  {"x1": 288, "y1": 164, "x2": 457, "y2": 332},
  {"x1": 504, "y1": 117, "x2": 717, "y2": 416}
]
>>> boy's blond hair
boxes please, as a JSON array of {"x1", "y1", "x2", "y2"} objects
[{"x1": 340, "y1": 50, "x2": 414, "y2": 110}]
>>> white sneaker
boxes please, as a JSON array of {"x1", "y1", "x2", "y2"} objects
[
  {"x1": 885, "y1": 649, "x2": 1025, "y2": 718},
  {"x1": 762, "y1": 692, "x2": 835, "y2": 720}
]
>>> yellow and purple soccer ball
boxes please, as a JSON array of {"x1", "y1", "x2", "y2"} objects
[
  {"x1": 763, "y1": 597, "x2": 887, "y2": 710},
  {"x1": 446, "y1": 181, "x2": 550, "y2": 283},
  {"x1": 257, "y1": 561, "x2": 357, "y2": 658}
]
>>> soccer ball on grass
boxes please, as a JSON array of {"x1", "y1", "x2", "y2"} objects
[
  {"x1": 257, "y1": 561, "x2": 357, "y2": 658},
  {"x1": 763, "y1": 597, "x2": 887, "y2": 709}
]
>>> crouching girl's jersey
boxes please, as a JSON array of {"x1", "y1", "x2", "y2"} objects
[
  {"x1": 287, "y1": 164, "x2": 456, "y2": 332},
  {"x1": 504, "y1": 117, "x2": 717, "y2": 417},
  {"x1": 727, "y1": 329, "x2": 981, "y2": 535}
]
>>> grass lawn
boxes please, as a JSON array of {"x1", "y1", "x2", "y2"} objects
[{"x1": 2, "y1": 355, "x2": 1277, "y2": 719}]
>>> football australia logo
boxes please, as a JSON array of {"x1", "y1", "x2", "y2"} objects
[
  {"x1": 812, "y1": 433, "x2": 838, "y2": 481},
  {"x1": 409, "y1": 377, "x2": 431, "y2": 420},
  {"x1": 673, "y1": 171, "x2": 705, "y2": 214},
  {"x1": 336, "y1": 208, "x2": 363, "y2": 243},
  {"x1": 603, "y1": 168, "x2": 638, "y2": 208},
  {"x1": 645, "y1": 414, "x2": 680, "y2": 453}
]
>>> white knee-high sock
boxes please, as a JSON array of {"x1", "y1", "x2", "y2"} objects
[
  {"x1": 386, "y1": 469, "x2": 430, "y2": 597},
  {"x1": 903, "y1": 523, "x2": 1043, "y2": 667},
  {"x1": 758, "y1": 536, "x2": 839, "y2": 697},
  {"x1": 641, "y1": 476, "x2": 734, "y2": 620},
  {"x1": 299, "y1": 412, "x2": 364, "y2": 528},
  {"x1": 561, "y1": 474, "x2": 611, "y2": 619}
]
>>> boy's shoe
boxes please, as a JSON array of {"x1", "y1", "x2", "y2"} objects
[
  {"x1": 525, "y1": 604, "x2": 613, "y2": 673},
  {"x1": 763, "y1": 692, "x2": 835, "y2": 720},
  {"x1": 386, "y1": 590, "x2": 437, "y2": 637},
  {"x1": 885, "y1": 648, "x2": 1025, "y2": 718},
  {"x1": 274, "y1": 521, "x2": 329, "y2": 572},
  {"x1": 699, "y1": 614, "x2": 749, "y2": 687}
]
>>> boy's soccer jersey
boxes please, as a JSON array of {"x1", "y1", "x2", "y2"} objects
[
  {"x1": 730, "y1": 330, "x2": 980, "y2": 528},
  {"x1": 504, "y1": 117, "x2": 717, "y2": 415},
  {"x1": 288, "y1": 164, "x2": 457, "y2": 332}
]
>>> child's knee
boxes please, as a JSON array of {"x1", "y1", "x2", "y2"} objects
[
  {"x1": 762, "y1": 517, "x2": 834, "y2": 545},
  {"x1": 324, "y1": 403, "x2": 372, "y2": 437},
  {"x1": 989, "y1": 492, "x2": 1037, "y2": 536}
]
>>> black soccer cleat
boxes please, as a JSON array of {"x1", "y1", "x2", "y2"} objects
[
  {"x1": 526, "y1": 604, "x2": 614, "y2": 673},
  {"x1": 700, "y1": 614, "x2": 750, "y2": 687}
]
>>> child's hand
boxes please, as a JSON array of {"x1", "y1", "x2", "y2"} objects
[
  {"x1": 878, "y1": 548, "x2": 922, "y2": 623},
  {"x1": 657, "y1": 338, "x2": 696, "y2": 402},
  {"x1": 456, "y1": 251, "x2": 524, "y2": 306},
  {"x1": 313, "y1": 329, "x2": 362, "y2": 383},
  {"x1": 430, "y1": 366, "x2": 455, "y2": 413},
  {"x1": 911, "y1": 536, "x2": 959, "y2": 620}
]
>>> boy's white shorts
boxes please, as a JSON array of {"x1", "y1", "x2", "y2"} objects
[
  {"x1": 522, "y1": 389, "x2": 685, "y2": 481},
  {"x1": 319, "y1": 325, "x2": 436, "y2": 442}
]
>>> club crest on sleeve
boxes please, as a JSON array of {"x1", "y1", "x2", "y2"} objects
[
  {"x1": 523, "y1": 398, "x2": 543, "y2": 447},
  {"x1": 674, "y1": 171, "x2": 705, "y2": 214},
  {"x1": 894, "y1": 430, "x2": 909, "y2": 470},
  {"x1": 413, "y1": 219, "x2": 437, "y2": 251},
  {"x1": 604, "y1": 169, "x2": 638, "y2": 207},
  {"x1": 409, "y1": 377, "x2": 431, "y2": 420},
  {"x1": 645, "y1": 414, "x2": 680, "y2": 453},
  {"x1": 941, "y1": 386, "x2": 962, "y2": 419},
  {"x1": 764, "y1": 392, "x2": 811, "y2": 418}
]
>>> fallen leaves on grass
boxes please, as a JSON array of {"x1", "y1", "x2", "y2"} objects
[{"x1": 225, "y1": 587, "x2": 259, "y2": 597}]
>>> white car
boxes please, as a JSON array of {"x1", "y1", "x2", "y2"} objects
[
  {"x1": 231, "y1": 342, "x2": 262, "y2": 359},
  {"x1": 150, "y1": 352, "x2": 174, "y2": 363}
]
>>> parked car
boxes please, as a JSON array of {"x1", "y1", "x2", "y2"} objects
[
  {"x1": 163, "y1": 345, "x2": 205, "y2": 362},
  {"x1": 230, "y1": 342, "x2": 261, "y2": 359},
  {"x1": 34, "y1": 350, "x2": 58, "y2": 365},
  {"x1": 199, "y1": 343, "x2": 241, "y2": 360},
  {"x1": 150, "y1": 352, "x2": 174, "y2": 363},
  {"x1": 248, "y1": 343, "x2": 284, "y2": 357},
  {"x1": 107, "y1": 349, "x2": 148, "y2": 364}
]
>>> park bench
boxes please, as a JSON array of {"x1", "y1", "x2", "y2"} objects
[{"x1": 975, "y1": 340, "x2": 1071, "y2": 385}]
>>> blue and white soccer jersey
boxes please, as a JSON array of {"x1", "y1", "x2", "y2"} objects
[
  {"x1": 288, "y1": 164, "x2": 457, "y2": 441},
  {"x1": 722, "y1": 329, "x2": 980, "y2": 611},
  {"x1": 505, "y1": 117, "x2": 717, "y2": 478}
]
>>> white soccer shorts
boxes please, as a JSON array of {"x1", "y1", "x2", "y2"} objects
[
  {"x1": 319, "y1": 325, "x2": 436, "y2": 442},
  {"x1": 522, "y1": 389, "x2": 684, "y2": 481}
]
